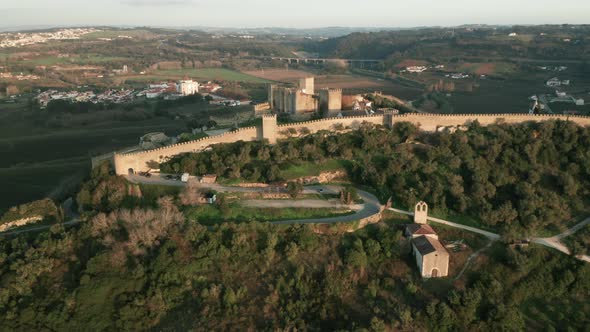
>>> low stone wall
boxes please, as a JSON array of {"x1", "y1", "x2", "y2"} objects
[
  {"x1": 261, "y1": 193, "x2": 291, "y2": 199},
  {"x1": 0, "y1": 216, "x2": 44, "y2": 232},
  {"x1": 354, "y1": 211, "x2": 383, "y2": 231},
  {"x1": 234, "y1": 182, "x2": 271, "y2": 188}
]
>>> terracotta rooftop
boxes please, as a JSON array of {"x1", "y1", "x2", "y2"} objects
[
  {"x1": 406, "y1": 224, "x2": 436, "y2": 236},
  {"x1": 412, "y1": 235, "x2": 448, "y2": 256}
]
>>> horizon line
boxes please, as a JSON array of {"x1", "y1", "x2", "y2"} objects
[{"x1": 1, "y1": 23, "x2": 589, "y2": 33}]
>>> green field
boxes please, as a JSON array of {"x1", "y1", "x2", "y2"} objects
[
  {"x1": 151, "y1": 68, "x2": 271, "y2": 83},
  {"x1": 81, "y1": 29, "x2": 157, "y2": 40},
  {"x1": 13, "y1": 54, "x2": 129, "y2": 66},
  {"x1": 0, "y1": 158, "x2": 89, "y2": 214}
]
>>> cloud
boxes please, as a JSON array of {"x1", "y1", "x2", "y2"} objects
[{"x1": 121, "y1": 0, "x2": 198, "y2": 6}]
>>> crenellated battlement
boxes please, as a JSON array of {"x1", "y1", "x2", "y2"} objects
[
  {"x1": 111, "y1": 113, "x2": 590, "y2": 175},
  {"x1": 120, "y1": 126, "x2": 258, "y2": 157},
  {"x1": 277, "y1": 114, "x2": 381, "y2": 128},
  {"x1": 392, "y1": 113, "x2": 590, "y2": 119}
]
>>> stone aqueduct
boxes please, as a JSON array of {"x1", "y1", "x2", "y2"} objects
[{"x1": 111, "y1": 113, "x2": 590, "y2": 175}]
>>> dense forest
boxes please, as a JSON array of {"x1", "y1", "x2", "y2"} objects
[
  {"x1": 163, "y1": 120, "x2": 590, "y2": 237},
  {"x1": 2, "y1": 120, "x2": 590, "y2": 330},
  {"x1": 1, "y1": 204, "x2": 589, "y2": 330}
]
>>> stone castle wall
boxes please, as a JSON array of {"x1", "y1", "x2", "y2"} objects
[
  {"x1": 395, "y1": 113, "x2": 590, "y2": 131},
  {"x1": 114, "y1": 126, "x2": 259, "y2": 175},
  {"x1": 276, "y1": 114, "x2": 385, "y2": 139},
  {"x1": 295, "y1": 91, "x2": 317, "y2": 115},
  {"x1": 253, "y1": 102, "x2": 271, "y2": 113},
  {"x1": 111, "y1": 113, "x2": 590, "y2": 175}
]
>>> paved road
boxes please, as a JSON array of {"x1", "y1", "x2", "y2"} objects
[
  {"x1": 272, "y1": 189, "x2": 382, "y2": 225},
  {"x1": 127, "y1": 174, "x2": 345, "y2": 195},
  {"x1": 388, "y1": 207, "x2": 590, "y2": 263},
  {"x1": 128, "y1": 175, "x2": 382, "y2": 225},
  {"x1": 241, "y1": 199, "x2": 363, "y2": 210},
  {"x1": 0, "y1": 219, "x2": 82, "y2": 237}
]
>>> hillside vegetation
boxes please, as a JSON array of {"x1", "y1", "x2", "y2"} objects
[
  {"x1": 164, "y1": 120, "x2": 590, "y2": 237},
  {"x1": 2, "y1": 120, "x2": 590, "y2": 330}
]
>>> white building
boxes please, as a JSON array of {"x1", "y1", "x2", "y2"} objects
[
  {"x1": 556, "y1": 90, "x2": 567, "y2": 98},
  {"x1": 178, "y1": 80, "x2": 200, "y2": 96},
  {"x1": 406, "y1": 66, "x2": 428, "y2": 73},
  {"x1": 546, "y1": 77, "x2": 570, "y2": 87},
  {"x1": 411, "y1": 235, "x2": 450, "y2": 278}
]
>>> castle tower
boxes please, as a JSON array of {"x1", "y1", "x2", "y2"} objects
[
  {"x1": 319, "y1": 88, "x2": 343, "y2": 118},
  {"x1": 414, "y1": 201, "x2": 428, "y2": 224},
  {"x1": 383, "y1": 110, "x2": 395, "y2": 128},
  {"x1": 261, "y1": 114, "x2": 277, "y2": 144},
  {"x1": 299, "y1": 77, "x2": 315, "y2": 95},
  {"x1": 268, "y1": 84, "x2": 276, "y2": 109}
]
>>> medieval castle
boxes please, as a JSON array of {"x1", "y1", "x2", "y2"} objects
[
  {"x1": 268, "y1": 77, "x2": 373, "y2": 118},
  {"x1": 87, "y1": 74, "x2": 590, "y2": 176}
]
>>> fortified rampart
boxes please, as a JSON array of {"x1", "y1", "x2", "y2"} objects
[
  {"x1": 113, "y1": 126, "x2": 259, "y2": 175},
  {"x1": 110, "y1": 113, "x2": 590, "y2": 175}
]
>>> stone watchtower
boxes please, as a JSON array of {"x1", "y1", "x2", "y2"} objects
[
  {"x1": 318, "y1": 88, "x2": 343, "y2": 118},
  {"x1": 261, "y1": 114, "x2": 277, "y2": 144},
  {"x1": 414, "y1": 201, "x2": 428, "y2": 224},
  {"x1": 383, "y1": 109, "x2": 396, "y2": 129},
  {"x1": 299, "y1": 77, "x2": 315, "y2": 95}
]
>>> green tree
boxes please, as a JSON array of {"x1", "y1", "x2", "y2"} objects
[{"x1": 287, "y1": 181, "x2": 303, "y2": 199}]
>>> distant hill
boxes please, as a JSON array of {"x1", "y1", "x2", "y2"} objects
[{"x1": 307, "y1": 25, "x2": 590, "y2": 61}]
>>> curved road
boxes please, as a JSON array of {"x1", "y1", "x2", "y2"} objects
[
  {"x1": 130, "y1": 175, "x2": 383, "y2": 225},
  {"x1": 388, "y1": 208, "x2": 501, "y2": 240},
  {"x1": 272, "y1": 188, "x2": 381, "y2": 225},
  {"x1": 0, "y1": 219, "x2": 82, "y2": 237}
]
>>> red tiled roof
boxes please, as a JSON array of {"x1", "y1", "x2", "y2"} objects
[
  {"x1": 412, "y1": 235, "x2": 448, "y2": 256},
  {"x1": 406, "y1": 223, "x2": 436, "y2": 235}
]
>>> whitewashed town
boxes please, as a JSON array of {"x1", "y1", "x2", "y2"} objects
[{"x1": 34, "y1": 78, "x2": 226, "y2": 108}]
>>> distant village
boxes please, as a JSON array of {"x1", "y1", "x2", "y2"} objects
[
  {"x1": 526, "y1": 75, "x2": 586, "y2": 115},
  {"x1": 34, "y1": 79, "x2": 226, "y2": 108},
  {"x1": 0, "y1": 28, "x2": 100, "y2": 48}
]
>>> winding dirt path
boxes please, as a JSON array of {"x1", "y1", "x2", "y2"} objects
[{"x1": 388, "y1": 207, "x2": 590, "y2": 263}]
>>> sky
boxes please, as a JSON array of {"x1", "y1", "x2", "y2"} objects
[{"x1": 0, "y1": 0, "x2": 589, "y2": 29}]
